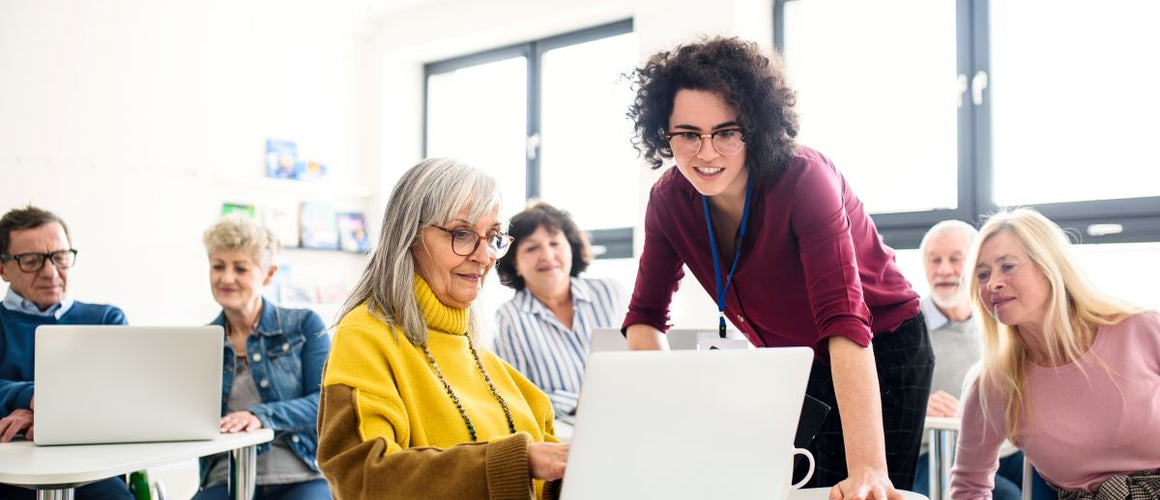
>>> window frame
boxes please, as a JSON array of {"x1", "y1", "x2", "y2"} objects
[
  {"x1": 423, "y1": 19, "x2": 636, "y2": 259},
  {"x1": 774, "y1": 0, "x2": 1160, "y2": 248}
]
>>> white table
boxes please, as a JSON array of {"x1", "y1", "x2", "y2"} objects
[
  {"x1": 790, "y1": 487, "x2": 928, "y2": 499},
  {"x1": 924, "y1": 416, "x2": 960, "y2": 500},
  {"x1": 0, "y1": 429, "x2": 273, "y2": 500}
]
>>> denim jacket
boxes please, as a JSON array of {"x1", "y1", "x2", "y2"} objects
[{"x1": 199, "y1": 298, "x2": 331, "y2": 485}]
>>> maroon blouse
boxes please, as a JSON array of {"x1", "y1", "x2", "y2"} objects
[{"x1": 622, "y1": 146, "x2": 919, "y2": 356}]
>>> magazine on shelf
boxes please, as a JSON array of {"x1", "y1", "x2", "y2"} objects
[
  {"x1": 262, "y1": 203, "x2": 301, "y2": 247},
  {"x1": 299, "y1": 202, "x2": 339, "y2": 250},
  {"x1": 265, "y1": 139, "x2": 298, "y2": 179},
  {"x1": 294, "y1": 160, "x2": 328, "y2": 180},
  {"x1": 336, "y1": 212, "x2": 370, "y2": 253},
  {"x1": 221, "y1": 202, "x2": 256, "y2": 218}
]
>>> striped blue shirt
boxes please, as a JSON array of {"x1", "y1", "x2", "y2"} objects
[{"x1": 493, "y1": 276, "x2": 628, "y2": 417}]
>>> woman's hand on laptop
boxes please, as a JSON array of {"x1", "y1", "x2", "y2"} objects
[
  {"x1": 529, "y1": 442, "x2": 569, "y2": 481},
  {"x1": 0, "y1": 408, "x2": 34, "y2": 442},
  {"x1": 829, "y1": 467, "x2": 902, "y2": 500},
  {"x1": 220, "y1": 410, "x2": 262, "y2": 433}
]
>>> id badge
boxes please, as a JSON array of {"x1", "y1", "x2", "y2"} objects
[{"x1": 696, "y1": 331, "x2": 750, "y2": 350}]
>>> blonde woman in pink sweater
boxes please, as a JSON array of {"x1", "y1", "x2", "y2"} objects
[{"x1": 951, "y1": 208, "x2": 1160, "y2": 499}]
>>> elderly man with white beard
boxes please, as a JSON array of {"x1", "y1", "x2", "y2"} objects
[{"x1": 912, "y1": 220, "x2": 1026, "y2": 500}]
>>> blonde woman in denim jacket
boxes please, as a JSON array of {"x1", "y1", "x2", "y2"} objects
[{"x1": 196, "y1": 215, "x2": 332, "y2": 500}]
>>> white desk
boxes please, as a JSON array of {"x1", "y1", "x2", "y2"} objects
[
  {"x1": 790, "y1": 487, "x2": 928, "y2": 499},
  {"x1": 0, "y1": 429, "x2": 273, "y2": 500},
  {"x1": 924, "y1": 416, "x2": 960, "y2": 500}
]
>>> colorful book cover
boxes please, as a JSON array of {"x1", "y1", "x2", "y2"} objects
[
  {"x1": 294, "y1": 160, "x2": 328, "y2": 180},
  {"x1": 265, "y1": 139, "x2": 298, "y2": 179},
  {"x1": 336, "y1": 212, "x2": 370, "y2": 253},
  {"x1": 299, "y1": 202, "x2": 339, "y2": 250},
  {"x1": 221, "y1": 202, "x2": 256, "y2": 217}
]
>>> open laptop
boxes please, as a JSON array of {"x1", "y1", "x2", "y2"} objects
[
  {"x1": 561, "y1": 347, "x2": 814, "y2": 500},
  {"x1": 588, "y1": 327, "x2": 750, "y2": 353},
  {"x1": 34, "y1": 325, "x2": 223, "y2": 446}
]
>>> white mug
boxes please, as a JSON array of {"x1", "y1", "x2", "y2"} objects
[{"x1": 789, "y1": 447, "x2": 815, "y2": 489}]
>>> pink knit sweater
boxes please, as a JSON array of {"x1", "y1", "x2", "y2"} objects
[{"x1": 951, "y1": 311, "x2": 1160, "y2": 498}]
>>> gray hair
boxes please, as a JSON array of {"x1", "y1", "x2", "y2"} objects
[
  {"x1": 919, "y1": 219, "x2": 978, "y2": 257},
  {"x1": 339, "y1": 158, "x2": 501, "y2": 346},
  {"x1": 203, "y1": 214, "x2": 281, "y2": 268}
]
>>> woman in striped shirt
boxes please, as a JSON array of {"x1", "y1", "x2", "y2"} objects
[{"x1": 494, "y1": 201, "x2": 628, "y2": 420}]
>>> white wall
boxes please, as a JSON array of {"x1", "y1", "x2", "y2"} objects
[{"x1": 0, "y1": 0, "x2": 381, "y2": 325}]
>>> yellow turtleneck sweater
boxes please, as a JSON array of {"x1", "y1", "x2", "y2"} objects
[{"x1": 318, "y1": 276, "x2": 558, "y2": 499}]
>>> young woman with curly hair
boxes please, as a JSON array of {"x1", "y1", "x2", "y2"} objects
[{"x1": 621, "y1": 36, "x2": 933, "y2": 500}]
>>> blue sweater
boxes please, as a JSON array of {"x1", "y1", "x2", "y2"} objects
[{"x1": 0, "y1": 301, "x2": 127, "y2": 414}]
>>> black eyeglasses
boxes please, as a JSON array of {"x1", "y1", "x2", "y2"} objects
[
  {"x1": 431, "y1": 226, "x2": 514, "y2": 259},
  {"x1": 0, "y1": 249, "x2": 78, "y2": 273},
  {"x1": 665, "y1": 128, "x2": 745, "y2": 156}
]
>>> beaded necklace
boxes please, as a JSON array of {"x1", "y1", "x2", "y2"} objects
[{"x1": 422, "y1": 338, "x2": 517, "y2": 442}]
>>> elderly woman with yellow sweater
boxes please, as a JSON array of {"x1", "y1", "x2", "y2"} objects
[{"x1": 317, "y1": 158, "x2": 567, "y2": 499}]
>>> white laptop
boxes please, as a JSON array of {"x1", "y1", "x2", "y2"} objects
[
  {"x1": 561, "y1": 347, "x2": 814, "y2": 500},
  {"x1": 589, "y1": 327, "x2": 749, "y2": 353},
  {"x1": 34, "y1": 325, "x2": 223, "y2": 446}
]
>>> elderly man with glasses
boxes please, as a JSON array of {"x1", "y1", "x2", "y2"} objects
[{"x1": 0, "y1": 205, "x2": 131, "y2": 499}]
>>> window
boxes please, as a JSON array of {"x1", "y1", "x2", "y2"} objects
[
  {"x1": 776, "y1": 0, "x2": 1160, "y2": 247},
  {"x1": 425, "y1": 20, "x2": 637, "y2": 258},
  {"x1": 426, "y1": 56, "x2": 528, "y2": 221}
]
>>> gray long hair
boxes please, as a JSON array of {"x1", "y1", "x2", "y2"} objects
[{"x1": 339, "y1": 158, "x2": 501, "y2": 346}]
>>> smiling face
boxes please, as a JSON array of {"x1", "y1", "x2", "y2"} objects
[
  {"x1": 414, "y1": 204, "x2": 501, "y2": 309},
  {"x1": 209, "y1": 248, "x2": 275, "y2": 315},
  {"x1": 974, "y1": 230, "x2": 1052, "y2": 335},
  {"x1": 0, "y1": 222, "x2": 71, "y2": 310},
  {"x1": 513, "y1": 225, "x2": 572, "y2": 298},
  {"x1": 924, "y1": 230, "x2": 971, "y2": 310},
  {"x1": 668, "y1": 89, "x2": 748, "y2": 201}
]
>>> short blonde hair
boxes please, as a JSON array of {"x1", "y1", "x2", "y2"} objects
[
  {"x1": 967, "y1": 208, "x2": 1140, "y2": 442},
  {"x1": 202, "y1": 214, "x2": 281, "y2": 268}
]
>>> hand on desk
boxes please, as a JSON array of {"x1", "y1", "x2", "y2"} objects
[
  {"x1": 829, "y1": 467, "x2": 903, "y2": 500},
  {"x1": 926, "y1": 390, "x2": 959, "y2": 418},
  {"x1": 0, "y1": 408, "x2": 34, "y2": 442},
  {"x1": 529, "y1": 442, "x2": 569, "y2": 481},
  {"x1": 220, "y1": 411, "x2": 262, "y2": 433}
]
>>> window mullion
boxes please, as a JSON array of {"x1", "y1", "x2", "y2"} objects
[
  {"x1": 526, "y1": 43, "x2": 541, "y2": 200},
  {"x1": 970, "y1": 0, "x2": 994, "y2": 222}
]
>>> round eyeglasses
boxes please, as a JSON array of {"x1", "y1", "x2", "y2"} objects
[
  {"x1": 665, "y1": 128, "x2": 745, "y2": 157},
  {"x1": 0, "y1": 249, "x2": 78, "y2": 273},
  {"x1": 431, "y1": 226, "x2": 514, "y2": 259}
]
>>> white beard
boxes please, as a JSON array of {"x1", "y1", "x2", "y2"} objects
[{"x1": 930, "y1": 286, "x2": 969, "y2": 311}]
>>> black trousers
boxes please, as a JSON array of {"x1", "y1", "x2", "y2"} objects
[{"x1": 793, "y1": 313, "x2": 934, "y2": 489}]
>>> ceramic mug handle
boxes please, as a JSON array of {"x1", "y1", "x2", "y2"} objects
[{"x1": 791, "y1": 447, "x2": 815, "y2": 489}]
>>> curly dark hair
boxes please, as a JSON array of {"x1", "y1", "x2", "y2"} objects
[
  {"x1": 627, "y1": 36, "x2": 799, "y2": 187},
  {"x1": 496, "y1": 200, "x2": 590, "y2": 291}
]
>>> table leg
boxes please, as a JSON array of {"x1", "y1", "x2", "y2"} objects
[
  {"x1": 35, "y1": 489, "x2": 74, "y2": 500},
  {"x1": 928, "y1": 428, "x2": 942, "y2": 500},
  {"x1": 228, "y1": 444, "x2": 258, "y2": 500},
  {"x1": 936, "y1": 429, "x2": 956, "y2": 500}
]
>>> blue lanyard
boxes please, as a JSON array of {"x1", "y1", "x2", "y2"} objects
[{"x1": 701, "y1": 177, "x2": 753, "y2": 338}]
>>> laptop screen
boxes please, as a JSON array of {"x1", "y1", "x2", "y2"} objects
[
  {"x1": 34, "y1": 325, "x2": 223, "y2": 445},
  {"x1": 561, "y1": 347, "x2": 813, "y2": 500}
]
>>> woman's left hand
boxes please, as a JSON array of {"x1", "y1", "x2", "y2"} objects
[
  {"x1": 828, "y1": 467, "x2": 903, "y2": 500},
  {"x1": 219, "y1": 410, "x2": 262, "y2": 433}
]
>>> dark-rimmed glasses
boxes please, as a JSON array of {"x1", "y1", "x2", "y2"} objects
[
  {"x1": 0, "y1": 249, "x2": 78, "y2": 273},
  {"x1": 665, "y1": 128, "x2": 745, "y2": 157},
  {"x1": 431, "y1": 226, "x2": 514, "y2": 259}
]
